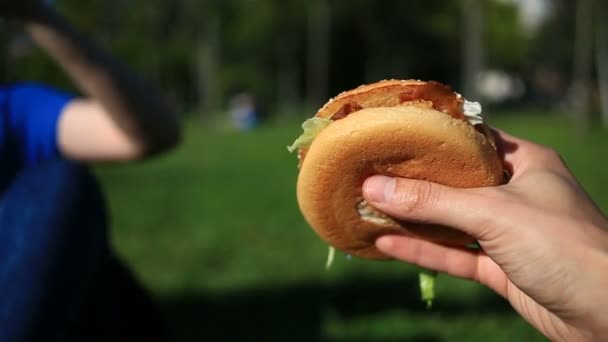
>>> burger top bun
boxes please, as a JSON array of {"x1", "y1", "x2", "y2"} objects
[
  {"x1": 294, "y1": 80, "x2": 504, "y2": 259},
  {"x1": 316, "y1": 79, "x2": 464, "y2": 120}
]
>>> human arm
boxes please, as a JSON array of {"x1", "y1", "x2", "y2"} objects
[
  {"x1": 1, "y1": 1, "x2": 180, "y2": 161},
  {"x1": 362, "y1": 130, "x2": 608, "y2": 342}
]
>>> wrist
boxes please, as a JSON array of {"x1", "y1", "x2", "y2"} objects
[{"x1": 577, "y1": 248, "x2": 608, "y2": 340}]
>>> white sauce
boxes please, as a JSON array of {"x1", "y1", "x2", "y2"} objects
[{"x1": 463, "y1": 100, "x2": 484, "y2": 125}]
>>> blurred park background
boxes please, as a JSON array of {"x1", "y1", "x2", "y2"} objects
[{"x1": 2, "y1": 0, "x2": 608, "y2": 341}]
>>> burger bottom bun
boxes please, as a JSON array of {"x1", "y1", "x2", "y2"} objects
[{"x1": 296, "y1": 105, "x2": 504, "y2": 259}]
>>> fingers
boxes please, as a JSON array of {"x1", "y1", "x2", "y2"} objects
[
  {"x1": 362, "y1": 129, "x2": 573, "y2": 240},
  {"x1": 491, "y1": 128, "x2": 570, "y2": 179},
  {"x1": 376, "y1": 235, "x2": 508, "y2": 297},
  {"x1": 363, "y1": 175, "x2": 501, "y2": 240}
]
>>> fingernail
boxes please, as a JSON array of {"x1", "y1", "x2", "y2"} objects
[
  {"x1": 375, "y1": 236, "x2": 395, "y2": 251},
  {"x1": 364, "y1": 176, "x2": 396, "y2": 203}
]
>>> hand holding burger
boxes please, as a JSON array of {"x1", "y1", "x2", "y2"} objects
[
  {"x1": 363, "y1": 130, "x2": 608, "y2": 342},
  {"x1": 290, "y1": 80, "x2": 608, "y2": 341}
]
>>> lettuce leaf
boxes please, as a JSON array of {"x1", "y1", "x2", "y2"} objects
[
  {"x1": 325, "y1": 246, "x2": 336, "y2": 270},
  {"x1": 419, "y1": 270, "x2": 438, "y2": 309},
  {"x1": 287, "y1": 117, "x2": 332, "y2": 153}
]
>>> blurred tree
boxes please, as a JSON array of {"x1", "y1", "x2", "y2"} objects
[
  {"x1": 192, "y1": 1, "x2": 222, "y2": 121},
  {"x1": 461, "y1": 0, "x2": 484, "y2": 100},
  {"x1": 275, "y1": 31, "x2": 301, "y2": 116},
  {"x1": 524, "y1": 1, "x2": 573, "y2": 108},
  {"x1": 332, "y1": 0, "x2": 462, "y2": 91},
  {"x1": 571, "y1": 0, "x2": 594, "y2": 127},
  {"x1": 596, "y1": 0, "x2": 608, "y2": 126},
  {"x1": 306, "y1": 0, "x2": 330, "y2": 109},
  {"x1": 2, "y1": 0, "x2": 556, "y2": 120},
  {"x1": 270, "y1": 0, "x2": 306, "y2": 117},
  {"x1": 485, "y1": 2, "x2": 526, "y2": 70},
  {"x1": 222, "y1": 0, "x2": 301, "y2": 119}
]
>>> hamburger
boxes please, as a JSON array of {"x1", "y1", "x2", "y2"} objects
[{"x1": 289, "y1": 79, "x2": 504, "y2": 260}]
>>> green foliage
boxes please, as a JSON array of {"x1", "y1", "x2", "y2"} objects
[
  {"x1": 332, "y1": 0, "x2": 463, "y2": 86},
  {"x1": 6, "y1": 0, "x2": 537, "y2": 115},
  {"x1": 526, "y1": 0, "x2": 575, "y2": 72},
  {"x1": 485, "y1": 1, "x2": 528, "y2": 69}
]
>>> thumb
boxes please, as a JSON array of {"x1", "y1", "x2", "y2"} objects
[{"x1": 363, "y1": 175, "x2": 500, "y2": 241}]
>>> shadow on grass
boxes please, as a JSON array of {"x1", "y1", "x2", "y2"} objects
[{"x1": 159, "y1": 274, "x2": 511, "y2": 342}]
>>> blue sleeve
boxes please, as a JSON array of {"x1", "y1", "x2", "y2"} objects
[{"x1": 6, "y1": 82, "x2": 75, "y2": 166}]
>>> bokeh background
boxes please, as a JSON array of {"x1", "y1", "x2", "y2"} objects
[{"x1": 2, "y1": 0, "x2": 607, "y2": 341}]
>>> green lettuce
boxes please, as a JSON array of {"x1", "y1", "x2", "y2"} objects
[
  {"x1": 325, "y1": 246, "x2": 336, "y2": 270},
  {"x1": 287, "y1": 117, "x2": 332, "y2": 153},
  {"x1": 419, "y1": 269, "x2": 438, "y2": 309}
]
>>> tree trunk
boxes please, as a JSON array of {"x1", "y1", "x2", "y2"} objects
[
  {"x1": 461, "y1": 0, "x2": 484, "y2": 100},
  {"x1": 596, "y1": 0, "x2": 608, "y2": 127},
  {"x1": 571, "y1": 0, "x2": 594, "y2": 127},
  {"x1": 277, "y1": 39, "x2": 300, "y2": 117},
  {"x1": 306, "y1": 0, "x2": 330, "y2": 109},
  {"x1": 196, "y1": 14, "x2": 221, "y2": 123}
]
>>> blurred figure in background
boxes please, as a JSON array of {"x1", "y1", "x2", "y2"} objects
[
  {"x1": 229, "y1": 92, "x2": 258, "y2": 131},
  {"x1": 0, "y1": 1, "x2": 180, "y2": 341}
]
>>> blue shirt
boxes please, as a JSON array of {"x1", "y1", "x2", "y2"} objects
[{"x1": 0, "y1": 83, "x2": 74, "y2": 193}]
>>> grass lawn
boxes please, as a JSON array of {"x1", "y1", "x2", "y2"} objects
[{"x1": 96, "y1": 111, "x2": 607, "y2": 341}]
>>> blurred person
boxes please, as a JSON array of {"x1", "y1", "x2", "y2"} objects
[
  {"x1": 363, "y1": 129, "x2": 608, "y2": 342},
  {"x1": 0, "y1": 1, "x2": 180, "y2": 341},
  {"x1": 229, "y1": 92, "x2": 258, "y2": 131}
]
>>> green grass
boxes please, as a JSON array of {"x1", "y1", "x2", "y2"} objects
[{"x1": 96, "y1": 111, "x2": 608, "y2": 341}]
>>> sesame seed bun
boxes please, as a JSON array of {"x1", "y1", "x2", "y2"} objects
[{"x1": 295, "y1": 80, "x2": 503, "y2": 259}]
